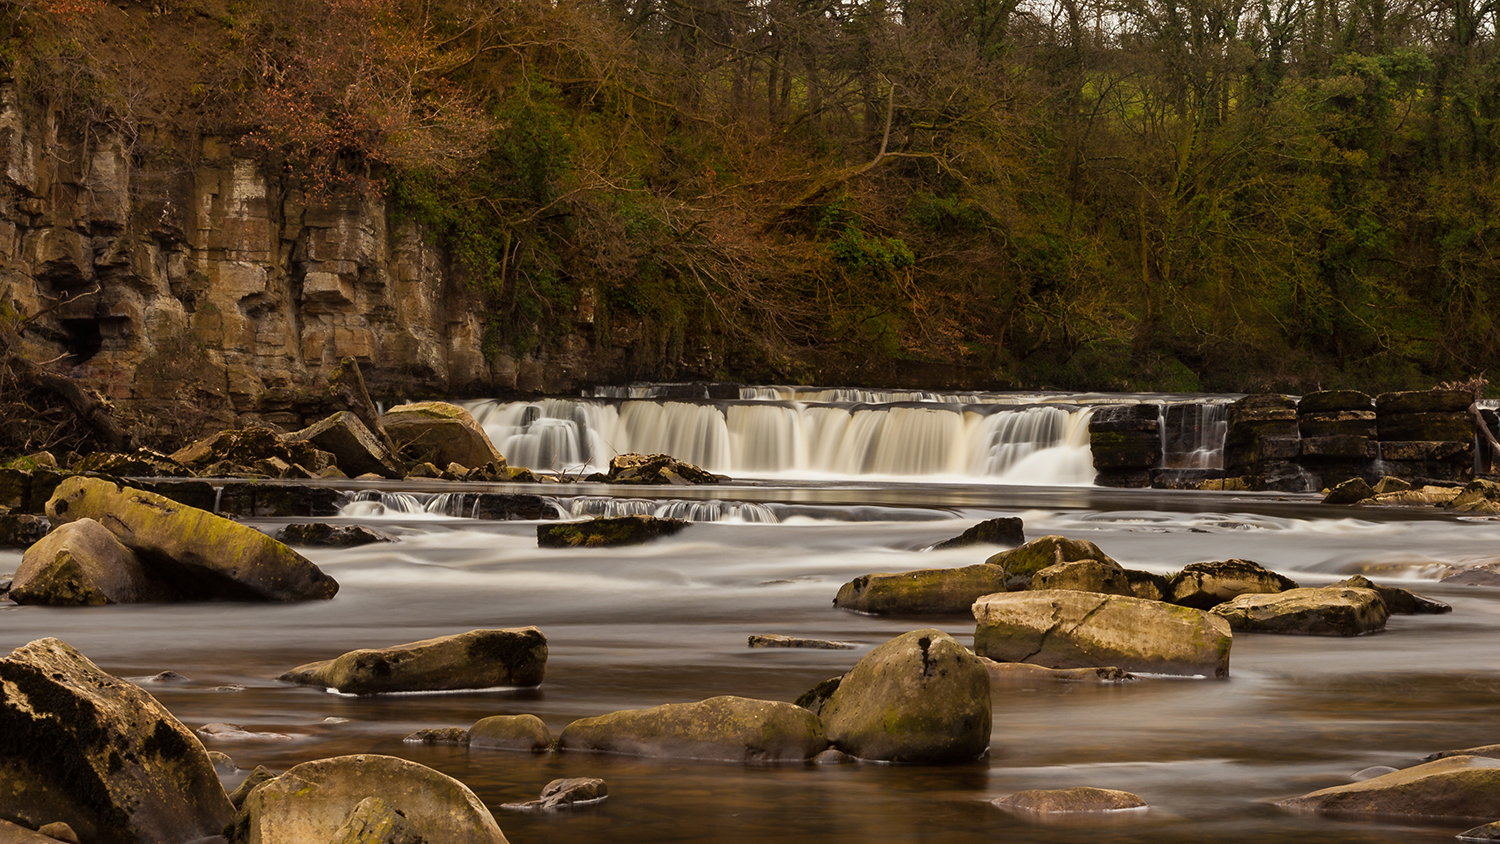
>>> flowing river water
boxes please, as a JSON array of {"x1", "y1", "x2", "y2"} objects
[{"x1": 4, "y1": 388, "x2": 1500, "y2": 844}]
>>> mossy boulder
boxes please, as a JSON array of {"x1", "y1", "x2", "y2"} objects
[
  {"x1": 0, "y1": 638, "x2": 234, "y2": 844},
  {"x1": 930, "y1": 517, "x2": 1025, "y2": 551},
  {"x1": 834, "y1": 564, "x2": 1012, "y2": 615},
  {"x1": 46, "y1": 476, "x2": 337, "y2": 601},
  {"x1": 1210, "y1": 586, "x2": 1388, "y2": 635},
  {"x1": 993, "y1": 786, "x2": 1148, "y2": 814},
  {"x1": 558, "y1": 695, "x2": 827, "y2": 762},
  {"x1": 1167, "y1": 559, "x2": 1298, "y2": 609},
  {"x1": 973, "y1": 590, "x2": 1232, "y2": 678},
  {"x1": 468, "y1": 715, "x2": 553, "y2": 752},
  {"x1": 379, "y1": 402, "x2": 505, "y2": 470},
  {"x1": 1277, "y1": 755, "x2": 1500, "y2": 819},
  {"x1": 226, "y1": 754, "x2": 507, "y2": 844},
  {"x1": 1323, "y1": 477, "x2": 1376, "y2": 505},
  {"x1": 537, "y1": 515, "x2": 687, "y2": 548},
  {"x1": 1331, "y1": 575, "x2": 1451, "y2": 615},
  {"x1": 985, "y1": 535, "x2": 1115, "y2": 590},
  {"x1": 280, "y1": 628, "x2": 546, "y2": 695},
  {"x1": 1029, "y1": 558, "x2": 1133, "y2": 596},
  {"x1": 287, "y1": 412, "x2": 404, "y2": 479},
  {"x1": 817, "y1": 629, "x2": 991, "y2": 764},
  {"x1": 10, "y1": 519, "x2": 156, "y2": 605}
]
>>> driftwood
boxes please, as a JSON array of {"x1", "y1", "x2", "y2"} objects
[{"x1": 1471, "y1": 403, "x2": 1500, "y2": 473}]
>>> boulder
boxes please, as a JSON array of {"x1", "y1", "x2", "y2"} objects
[
  {"x1": 1331, "y1": 575, "x2": 1451, "y2": 615},
  {"x1": 833, "y1": 564, "x2": 1012, "y2": 615},
  {"x1": 9, "y1": 519, "x2": 157, "y2": 605},
  {"x1": 0, "y1": 638, "x2": 234, "y2": 843},
  {"x1": 748, "y1": 634, "x2": 855, "y2": 649},
  {"x1": 1277, "y1": 755, "x2": 1500, "y2": 819},
  {"x1": 1373, "y1": 476, "x2": 1412, "y2": 494},
  {"x1": 558, "y1": 695, "x2": 827, "y2": 762},
  {"x1": 468, "y1": 715, "x2": 553, "y2": 752},
  {"x1": 586, "y1": 452, "x2": 721, "y2": 485},
  {"x1": 275, "y1": 524, "x2": 396, "y2": 548},
  {"x1": 1029, "y1": 558, "x2": 1133, "y2": 596},
  {"x1": 171, "y1": 428, "x2": 332, "y2": 477},
  {"x1": 1211, "y1": 586, "x2": 1388, "y2": 635},
  {"x1": 993, "y1": 787, "x2": 1148, "y2": 814},
  {"x1": 984, "y1": 535, "x2": 1116, "y2": 590},
  {"x1": 1449, "y1": 479, "x2": 1500, "y2": 515},
  {"x1": 817, "y1": 629, "x2": 991, "y2": 763},
  {"x1": 1323, "y1": 477, "x2": 1376, "y2": 505},
  {"x1": 225, "y1": 754, "x2": 507, "y2": 844},
  {"x1": 280, "y1": 627, "x2": 546, "y2": 695},
  {"x1": 287, "y1": 412, "x2": 404, "y2": 479},
  {"x1": 973, "y1": 590, "x2": 1232, "y2": 678},
  {"x1": 46, "y1": 477, "x2": 338, "y2": 601},
  {"x1": 1461, "y1": 821, "x2": 1500, "y2": 841},
  {"x1": 1445, "y1": 563, "x2": 1500, "y2": 586},
  {"x1": 379, "y1": 402, "x2": 505, "y2": 470},
  {"x1": 930, "y1": 517, "x2": 1025, "y2": 551},
  {"x1": 0, "y1": 513, "x2": 48, "y2": 549},
  {"x1": 537, "y1": 515, "x2": 687, "y2": 548},
  {"x1": 1167, "y1": 559, "x2": 1299, "y2": 609},
  {"x1": 325, "y1": 797, "x2": 421, "y2": 844},
  {"x1": 1123, "y1": 569, "x2": 1169, "y2": 601},
  {"x1": 0, "y1": 820, "x2": 66, "y2": 843},
  {"x1": 500, "y1": 778, "x2": 607, "y2": 811},
  {"x1": 229, "y1": 766, "x2": 277, "y2": 809},
  {"x1": 980, "y1": 658, "x2": 1134, "y2": 683}
]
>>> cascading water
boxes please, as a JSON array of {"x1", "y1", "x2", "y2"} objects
[{"x1": 1160, "y1": 401, "x2": 1229, "y2": 470}]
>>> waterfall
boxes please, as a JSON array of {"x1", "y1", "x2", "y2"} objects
[{"x1": 1160, "y1": 401, "x2": 1229, "y2": 470}]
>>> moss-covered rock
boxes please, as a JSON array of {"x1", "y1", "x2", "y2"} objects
[
  {"x1": 325, "y1": 796, "x2": 422, "y2": 844},
  {"x1": 973, "y1": 590, "x2": 1232, "y2": 678},
  {"x1": 46, "y1": 476, "x2": 337, "y2": 602},
  {"x1": 0, "y1": 638, "x2": 234, "y2": 844},
  {"x1": 228, "y1": 766, "x2": 276, "y2": 810},
  {"x1": 833, "y1": 564, "x2": 1012, "y2": 615},
  {"x1": 992, "y1": 786, "x2": 1148, "y2": 814},
  {"x1": 468, "y1": 715, "x2": 553, "y2": 752},
  {"x1": 1277, "y1": 755, "x2": 1500, "y2": 819},
  {"x1": 929, "y1": 517, "x2": 1025, "y2": 551},
  {"x1": 379, "y1": 402, "x2": 505, "y2": 470},
  {"x1": 1330, "y1": 575, "x2": 1451, "y2": 615},
  {"x1": 817, "y1": 629, "x2": 991, "y2": 763},
  {"x1": 279, "y1": 627, "x2": 546, "y2": 695},
  {"x1": 558, "y1": 695, "x2": 827, "y2": 762},
  {"x1": 10, "y1": 519, "x2": 156, "y2": 605},
  {"x1": 1029, "y1": 558, "x2": 1134, "y2": 596},
  {"x1": 1210, "y1": 587, "x2": 1388, "y2": 635},
  {"x1": 287, "y1": 412, "x2": 404, "y2": 479},
  {"x1": 1166, "y1": 559, "x2": 1298, "y2": 609},
  {"x1": 537, "y1": 515, "x2": 687, "y2": 548},
  {"x1": 227, "y1": 754, "x2": 507, "y2": 844},
  {"x1": 984, "y1": 535, "x2": 1115, "y2": 590}
]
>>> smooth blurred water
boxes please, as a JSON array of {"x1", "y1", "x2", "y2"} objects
[{"x1": 3, "y1": 479, "x2": 1498, "y2": 844}]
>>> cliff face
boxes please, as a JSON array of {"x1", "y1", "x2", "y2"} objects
[{"x1": 0, "y1": 83, "x2": 611, "y2": 438}]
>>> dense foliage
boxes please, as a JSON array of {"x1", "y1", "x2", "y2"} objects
[{"x1": 3, "y1": 0, "x2": 1498, "y2": 391}]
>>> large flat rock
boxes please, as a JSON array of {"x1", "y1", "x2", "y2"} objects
[
  {"x1": 1278, "y1": 755, "x2": 1500, "y2": 819},
  {"x1": 280, "y1": 627, "x2": 547, "y2": 695}
]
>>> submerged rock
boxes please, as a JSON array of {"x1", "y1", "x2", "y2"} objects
[
  {"x1": 537, "y1": 515, "x2": 687, "y2": 548},
  {"x1": 973, "y1": 590, "x2": 1232, "y2": 678},
  {"x1": 748, "y1": 634, "x2": 855, "y2": 649},
  {"x1": 379, "y1": 402, "x2": 506, "y2": 470},
  {"x1": 930, "y1": 517, "x2": 1025, "y2": 551},
  {"x1": 1167, "y1": 559, "x2": 1298, "y2": 609},
  {"x1": 9, "y1": 518, "x2": 155, "y2": 605},
  {"x1": 280, "y1": 627, "x2": 547, "y2": 695},
  {"x1": 1277, "y1": 755, "x2": 1500, "y2": 819},
  {"x1": 993, "y1": 787, "x2": 1148, "y2": 814},
  {"x1": 226, "y1": 754, "x2": 507, "y2": 844},
  {"x1": 558, "y1": 695, "x2": 827, "y2": 762},
  {"x1": 403, "y1": 728, "x2": 470, "y2": 745},
  {"x1": 469, "y1": 715, "x2": 553, "y2": 752},
  {"x1": 500, "y1": 777, "x2": 607, "y2": 811},
  {"x1": 0, "y1": 637, "x2": 234, "y2": 843},
  {"x1": 833, "y1": 564, "x2": 1011, "y2": 615},
  {"x1": 979, "y1": 658, "x2": 1134, "y2": 683},
  {"x1": 1210, "y1": 586, "x2": 1388, "y2": 636},
  {"x1": 817, "y1": 629, "x2": 991, "y2": 763},
  {"x1": 46, "y1": 476, "x2": 338, "y2": 602}
]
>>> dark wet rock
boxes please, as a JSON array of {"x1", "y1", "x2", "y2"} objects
[
  {"x1": 813, "y1": 748, "x2": 852, "y2": 765},
  {"x1": 380, "y1": 402, "x2": 506, "y2": 470},
  {"x1": 1376, "y1": 389, "x2": 1474, "y2": 415},
  {"x1": 9, "y1": 519, "x2": 155, "y2": 605},
  {"x1": 1460, "y1": 821, "x2": 1500, "y2": 841},
  {"x1": 74, "y1": 449, "x2": 193, "y2": 478},
  {"x1": 973, "y1": 590, "x2": 1233, "y2": 678},
  {"x1": 468, "y1": 714, "x2": 553, "y2": 752},
  {"x1": 1331, "y1": 575, "x2": 1451, "y2": 615},
  {"x1": 287, "y1": 412, "x2": 404, "y2": 479},
  {"x1": 1211, "y1": 586, "x2": 1388, "y2": 636},
  {"x1": 171, "y1": 427, "x2": 332, "y2": 477},
  {"x1": 833, "y1": 564, "x2": 1011, "y2": 615},
  {"x1": 325, "y1": 796, "x2": 423, "y2": 844},
  {"x1": 930, "y1": 517, "x2": 1025, "y2": 551},
  {"x1": 1123, "y1": 568, "x2": 1169, "y2": 601},
  {"x1": 470, "y1": 493, "x2": 551, "y2": 521},
  {"x1": 1377, "y1": 411, "x2": 1473, "y2": 442},
  {"x1": 993, "y1": 787, "x2": 1148, "y2": 814},
  {"x1": 501, "y1": 777, "x2": 607, "y2": 811},
  {"x1": 0, "y1": 637, "x2": 234, "y2": 843},
  {"x1": 280, "y1": 627, "x2": 547, "y2": 695},
  {"x1": 558, "y1": 695, "x2": 828, "y2": 762},
  {"x1": 46, "y1": 477, "x2": 338, "y2": 602},
  {"x1": 792, "y1": 677, "x2": 842, "y2": 718},
  {"x1": 1167, "y1": 559, "x2": 1299, "y2": 609},
  {"x1": 1299, "y1": 390, "x2": 1375, "y2": 415},
  {"x1": 1449, "y1": 479, "x2": 1500, "y2": 515},
  {"x1": 1278, "y1": 755, "x2": 1500, "y2": 819},
  {"x1": 215, "y1": 482, "x2": 344, "y2": 518},
  {"x1": 980, "y1": 657, "x2": 1135, "y2": 683},
  {"x1": 748, "y1": 634, "x2": 855, "y2": 649},
  {"x1": 228, "y1": 765, "x2": 276, "y2": 810},
  {"x1": 135, "y1": 479, "x2": 219, "y2": 512},
  {"x1": 276, "y1": 523, "x2": 396, "y2": 548},
  {"x1": 403, "y1": 727, "x2": 470, "y2": 745},
  {"x1": 818, "y1": 629, "x2": 991, "y2": 764},
  {"x1": 985, "y1": 535, "x2": 1116, "y2": 590},
  {"x1": 537, "y1": 515, "x2": 687, "y2": 548},
  {"x1": 1425, "y1": 744, "x2": 1500, "y2": 762},
  {"x1": 1029, "y1": 558, "x2": 1134, "y2": 596},
  {"x1": 0, "y1": 513, "x2": 48, "y2": 548},
  {"x1": 586, "y1": 452, "x2": 722, "y2": 485},
  {"x1": 1442, "y1": 563, "x2": 1500, "y2": 586},
  {"x1": 196, "y1": 723, "x2": 293, "y2": 741},
  {"x1": 226, "y1": 754, "x2": 507, "y2": 844}
]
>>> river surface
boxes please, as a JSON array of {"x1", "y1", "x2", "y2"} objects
[{"x1": 4, "y1": 478, "x2": 1500, "y2": 843}]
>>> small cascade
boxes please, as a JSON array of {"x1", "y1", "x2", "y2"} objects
[
  {"x1": 1160, "y1": 402, "x2": 1229, "y2": 470},
  {"x1": 336, "y1": 490, "x2": 577, "y2": 520},
  {"x1": 565, "y1": 497, "x2": 779, "y2": 523}
]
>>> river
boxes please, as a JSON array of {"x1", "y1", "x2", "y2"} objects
[{"x1": 3, "y1": 388, "x2": 1498, "y2": 843}]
